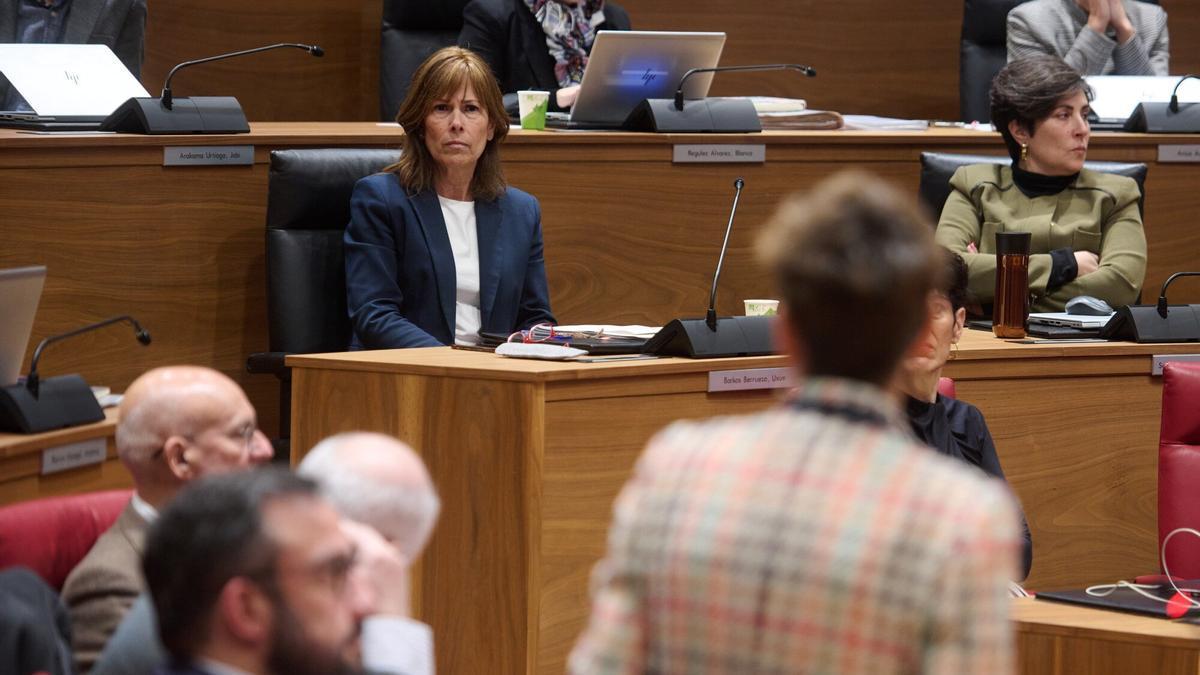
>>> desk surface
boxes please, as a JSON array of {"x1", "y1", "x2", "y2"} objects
[{"x1": 1014, "y1": 596, "x2": 1200, "y2": 647}]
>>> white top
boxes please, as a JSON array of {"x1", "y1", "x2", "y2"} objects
[
  {"x1": 362, "y1": 616, "x2": 436, "y2": 675},
  {"x1": 438, "y1": 195, "x2": 482, "y2": 346},
  {"x1": 130, "y1": 492, "x2": 159, "y2": 523}
]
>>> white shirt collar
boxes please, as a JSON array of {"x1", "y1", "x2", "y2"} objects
[
  {"x1": 197, "y1": 658, "x2": 255, "y2": 675},
  {"x1": 129, "y1": 492, "x2": 158, "y2": 524}
]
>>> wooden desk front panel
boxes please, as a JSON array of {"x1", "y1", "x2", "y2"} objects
[
  {"x1": 1014, "y1": 597, "x2": 1200, "y2": 675},
  {"x1": 539, "y1": 386, "x2": 777, "y2": 674},
  {"x1": 943, "y1": 334, "x2": 1196, "y2": 590},
  {"x1": 0, "y1": 412, "x2": 127, "y2": 506},
  {"x1": 290, "y1": 366, "x2": 540, "y2": 675}
]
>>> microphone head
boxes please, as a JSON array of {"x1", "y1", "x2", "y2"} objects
[
  {"x1": 310, "y1": 45, "x2": 325, "y2": 57},
  {"x1": 806, "y1": 67, "x2": 817, "y2": 77},
  {"x1": 136, "y1": 330, "x2": 152, "y2": 345},
  {"x1": 734, "y1": 177, "x2": 745, "y2": 190}
]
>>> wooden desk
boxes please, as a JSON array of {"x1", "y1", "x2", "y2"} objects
[
  {"x1": 3, "y1": 124, "x2": 1198, "y2": 439},
  {"x1": 0, "y1": 408, "x2": 127, "y2": 506},
  {"x1": 288, "y1": 337, "x2": 1200, "y2": 675},
  {"x1": 289, "y1": 348, "x2": 784, "y2": 675},
  {"x1": 1014, "y1": 597, "x2": 1200, "y2": 675}
]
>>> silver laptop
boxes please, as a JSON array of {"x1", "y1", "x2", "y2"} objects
[
  {"x1": 0, "y1": 44, "x2": 149, "y2": 131},
  {"x1": 557, "y1": 30, "x2": 726, "y2": 128},
  {"x1": 1086, "y1": 76, "x2": 1200, "y2": 128},
  {"x1": 0, "y1": 266, "x2": 47, "y2": 386},
  {"x1": 1028, "y1": 311, "x2": 1114, "y2": 329}
]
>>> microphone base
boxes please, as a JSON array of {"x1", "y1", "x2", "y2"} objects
[
  {"x1": 1124, "y1": 102, "x2": 1200, "y2": 133},
  {"x1": 1099, "y1": 304, "x2": 1200, "y2": 343},
  {"x1": 643, "y1": 316, "x2": 775, "y2": 358},
  {"x1": 101, "y1": 96, "x2": 251, "y2": 134},
  {"x1": 623, "y1": 98, "x2": 762, "y2": 133},
  {"x1": 0, "y1": 374, "x2": 105, "y2": 434}
]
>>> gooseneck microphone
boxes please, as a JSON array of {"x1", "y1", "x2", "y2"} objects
[
  {"x1": 161, "y1": 43, "x2": 325, "y2": 109},
  {"x1": 27, "y1": 315, "x2": 151, "y2": 399},
  {"x1": 1168, "y1": 75, "x2": 1200, "y2": 113},
  {"x1": 1156, "y1": 272, "x2": 1200, "y2": 318},
  {"x1": 706, "y1": 178, "x2": 746, "y2": 332},
  {"x1": 674, "y1": 64, "x2": 817, "y2": 111},
  {"x1": 641, "y1": 177, "x2": 774, "y2": 358}
]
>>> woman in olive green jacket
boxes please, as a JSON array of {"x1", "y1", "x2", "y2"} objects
[{"x1": 935, "y1": 56, "x2": 1146, "y2": 312}]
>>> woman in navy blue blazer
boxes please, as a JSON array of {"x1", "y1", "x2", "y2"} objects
[{"x1": 345, "y1": 46, "x2": 555, "y2": 348}]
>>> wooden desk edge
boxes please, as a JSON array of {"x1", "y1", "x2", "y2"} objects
[
  {"x1": 286, "y1": 348, "x2": 790, "y2": 382},
  {"x1": 1013, "y1": 597, "x2": 1200, "y2": 648},
  {"x1": 0, "y1": 408, "x2": 118, "y2": 458}
]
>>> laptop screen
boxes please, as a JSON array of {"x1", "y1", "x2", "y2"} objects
[
  {"x1": 0, "y1": 44, "x2": 149, "y2": 117},
  {"x1": 0, "y1": 266, "x2": 46, "y2": 386}
]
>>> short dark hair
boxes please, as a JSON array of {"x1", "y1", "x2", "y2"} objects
[
  {"x1": 757, "y1": 170, "x2": 940, "y2": 385},
  {"x1": 387, "y1": 46, "x2": 509, "y2": 201},
  {"x1": 991, "y1": 55, "x2": 1092, "y2": 161},
  {"x1": 939, "y1": 247, "x2": 970, "y2": 312},
  {"x1": 142, "y1": 468, "x2": 319, "y2": 661}
]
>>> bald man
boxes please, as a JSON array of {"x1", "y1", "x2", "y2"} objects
[
  {"x1": 62, "y1": 366, "x2": 272, "y2": 673},
  {"x1": 299, "y1": 432, "x2": 441, "y2": 675}
]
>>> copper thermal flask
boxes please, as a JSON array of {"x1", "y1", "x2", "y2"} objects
[{"x1": 992, "y1": 231, "x2": 1032, "y2": 338}]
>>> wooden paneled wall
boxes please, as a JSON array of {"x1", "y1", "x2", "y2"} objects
[{"x1": 142, "y1": 1, "x2": 1200, "y2": 122}]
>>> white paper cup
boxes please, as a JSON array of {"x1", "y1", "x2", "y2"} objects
[
  {"x1": 744, "y1": 299, "x2": 780, "y2": 316},
  {"x1": 518, "y1": 90, "x2": 550, "y2": 130}
]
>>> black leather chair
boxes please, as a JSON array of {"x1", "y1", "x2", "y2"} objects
[
  {"x1": 918, "y1": 151, "x2": 1147, "y2": 219},
  {"x1": 247, "y1": 149, "x2": 400, "y2": 455},
  {"x1": 959, "y1": 0, "x2": 1028, "y2": 123},
  {"x1": 380, "y1": 0, "x2": 472, "y2": 121}
]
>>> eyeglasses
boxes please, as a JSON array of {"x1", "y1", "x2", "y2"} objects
[
  {"x1": 507, "y1": 323, "x2": 570, "y2": 344},
  {"x1": 151, "y1": 422, "x2": 261, "y2": 459}
]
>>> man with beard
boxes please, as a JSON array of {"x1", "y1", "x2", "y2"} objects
[{"x1": 143, "y1": 468, "x2": 372, "y2": 675}]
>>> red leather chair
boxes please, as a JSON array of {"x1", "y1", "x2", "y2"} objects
[
  {"x1": 1159, "y1": 362, "x2": 1200, "y2": 578},
  {"x1": 937, "y1": 377, "x2": 957, "y2": 399},
  {"x1": 0, "y1": 489, "x2": 131, "y2": 590}
]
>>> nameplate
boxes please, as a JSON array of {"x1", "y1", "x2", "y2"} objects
[
  {"x1": 1151, "y1": 354, "x2": 1200, "y2": 376},
  {"x1": 41, "y1": 437, "x2": 107, "y2": 475},
  {"x1": 163, "y1": 145, "x2": 254, "y2": 166},
  {"x1": 708, "y1": 367, "x2": 794, "y2": 392},
  {"x1": 673, "y1": 144, "x2": 766, "y2": 164},
  {"x1": 1157, "y1": 145, "x2": 1200, "y2": 163}
]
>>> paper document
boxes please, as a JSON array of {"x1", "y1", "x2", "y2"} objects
[{"x1": 554, "y1": 324, "x2": 661, "y2": 339}]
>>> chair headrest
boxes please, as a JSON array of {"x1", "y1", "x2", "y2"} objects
[
  {"x1": 383, "y1": 0, "x2": 472, "y2": 30},
  {"x1": 267, "y1": 149, "x2": 400, "y2": 231}
]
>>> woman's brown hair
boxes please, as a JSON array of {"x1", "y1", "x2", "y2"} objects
[
  {"x1": 990, "y1": 55, "x2": 1092, "y2": 162},
  {"x1": 387, "y1": 46, "x2": 509, "y2": 201}
]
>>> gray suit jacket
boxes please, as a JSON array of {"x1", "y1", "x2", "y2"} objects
[
  {"x1": 1007, "y1": 0, "x2": 1168, "y2": 76},
  {"x1": 61, "y1": 500, "x2": 148, "y2": 674},
  {"x1": 1, "y1": 0, "x2": 148, "y2": 103}
]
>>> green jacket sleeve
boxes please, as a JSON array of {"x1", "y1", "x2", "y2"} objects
[{"x1": 1039, "y1": 188, "x2": 1147, "y2": 310}]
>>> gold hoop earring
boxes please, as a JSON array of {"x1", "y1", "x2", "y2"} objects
[
  {"x1": 1020, "y1": 144, "x2": 1028, "y2": 162},
  {"x1": 948, "y1": 341, "x2": 958, "y2": 362}
]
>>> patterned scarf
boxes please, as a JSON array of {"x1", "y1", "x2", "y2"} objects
[{"x1": 522, "y1": 0, "x2": 607, "y2": 88}]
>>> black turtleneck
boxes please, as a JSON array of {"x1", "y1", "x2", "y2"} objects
[
  {"x1": 1012, "y1": 162, "x2": 1080, "y2": 290},
  {"x1": 1011, "y1": 162, "x2": 1078, "y2": 198},
  {"x1": 906, "y1": 394, "x2": 1033, "y2": 580}
]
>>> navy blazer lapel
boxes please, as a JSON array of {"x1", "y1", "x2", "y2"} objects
[
  {"x1": 411, "y1": 191, "x2": 457, "y2": 339},
  {"x1": 63, "y1": 0, "x2": 105, "y2": 44},
  {"x1": 476, "y1": 197, "x2": 503, "y2": 324}
]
